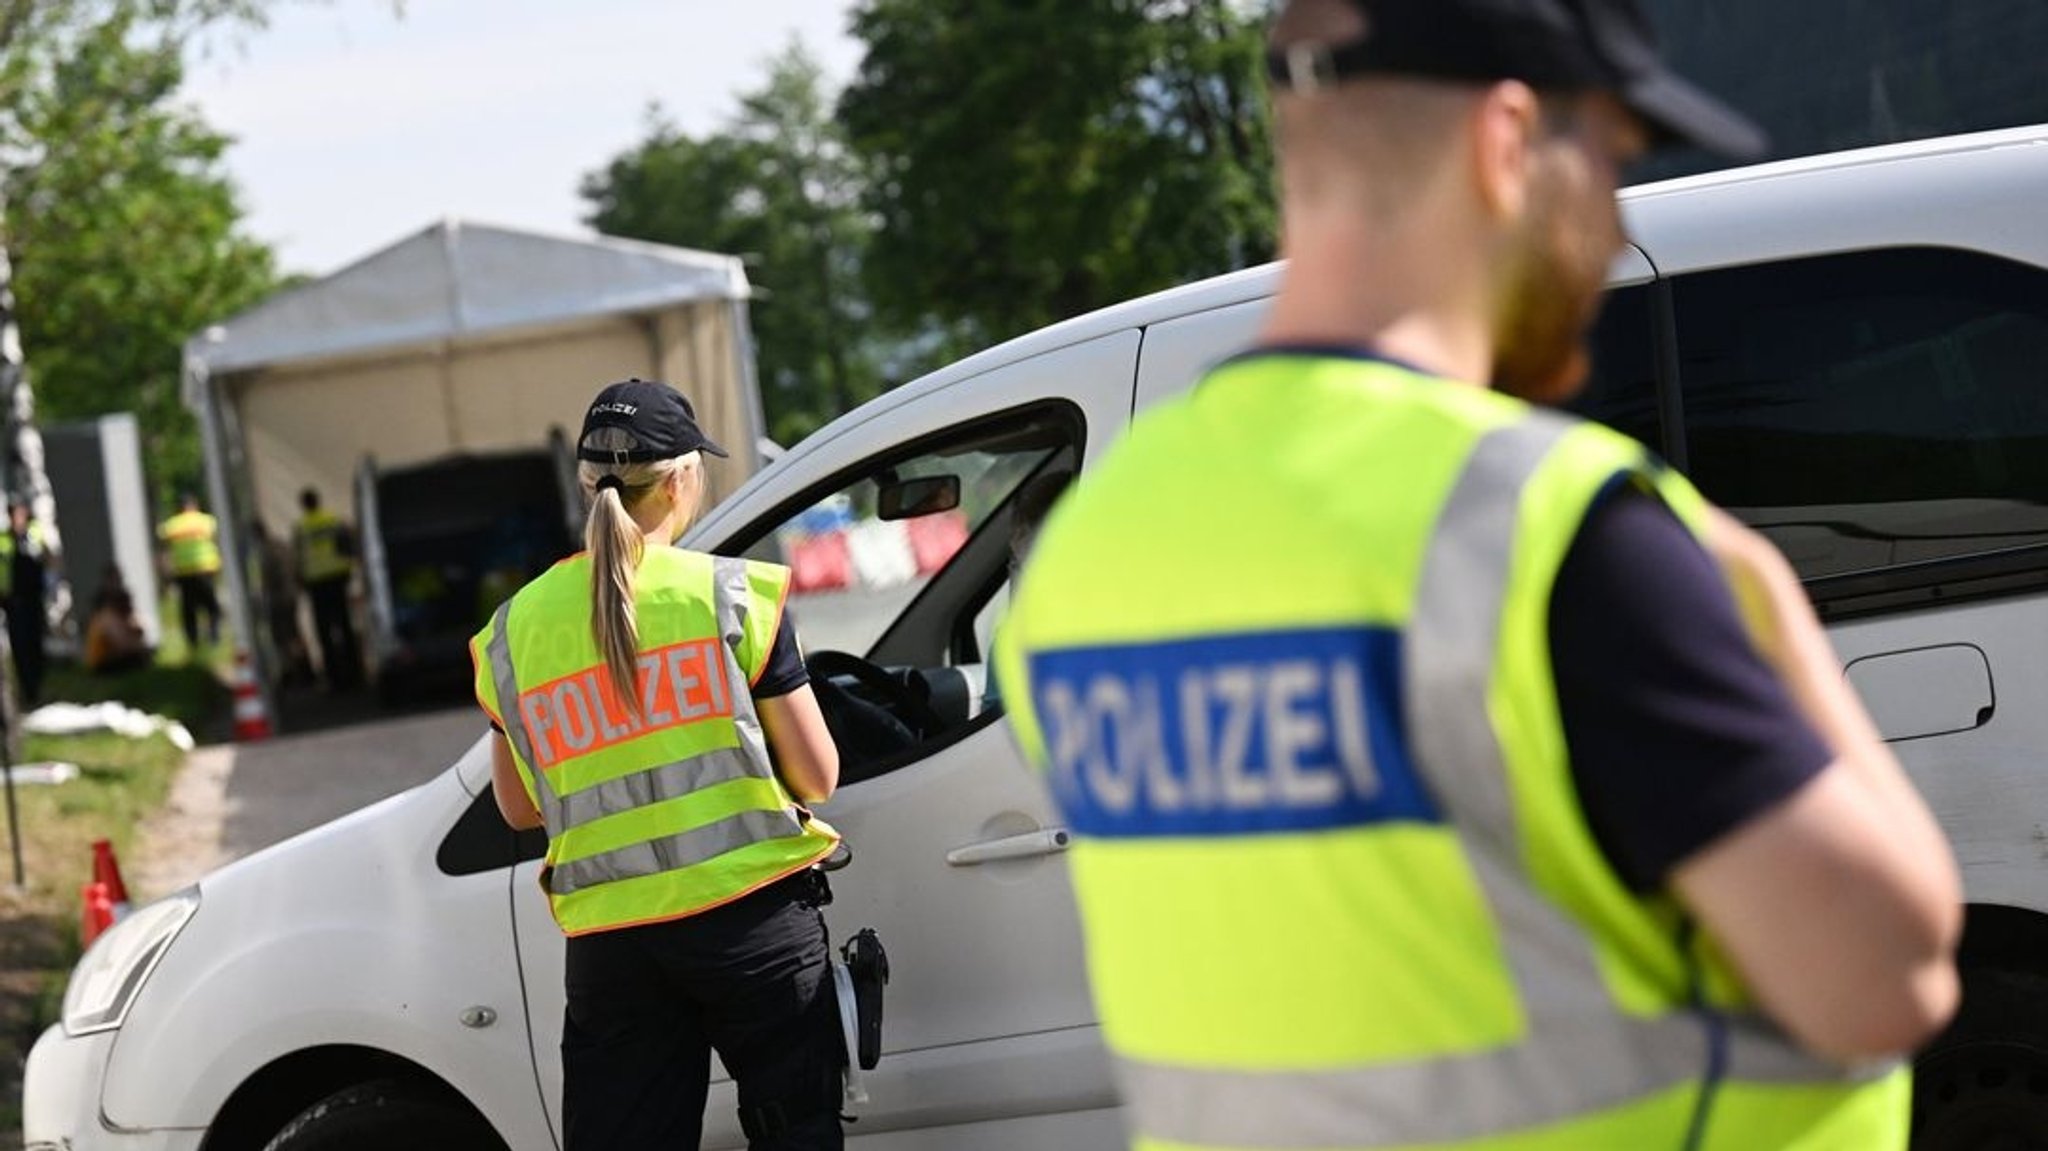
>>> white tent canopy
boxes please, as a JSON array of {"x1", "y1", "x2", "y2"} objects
[
  {"x1": 184, "y1": 219, "x2": 752, "y2": 381},
  {"x1": 183, "y1": 220, "x2": 766, "y2": 709}
]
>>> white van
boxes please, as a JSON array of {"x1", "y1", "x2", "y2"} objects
[{"x1": 25, "y1": 124, "x2": 2048, "y2": 1151}]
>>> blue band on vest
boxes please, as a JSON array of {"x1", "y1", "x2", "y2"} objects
[{"x1": 1028, "y1": 627, "x2": 1438, "y2": 838}]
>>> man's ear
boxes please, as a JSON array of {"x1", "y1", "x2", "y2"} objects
[{"x1": 1472, "y1": 80, "x2": 1542, "y2": 223}]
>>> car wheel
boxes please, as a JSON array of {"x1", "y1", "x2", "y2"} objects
[
  {"x1": 1913, "y1": 969, "x2": 2048, "y2": 1151},
  {"x1": 261, "y1": 1078, "x2": 506, "y2": 1151}
]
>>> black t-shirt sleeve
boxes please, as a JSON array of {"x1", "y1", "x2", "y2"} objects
[
  {"x1": 1551, "y1": 486, "x2": 1834, "y2": 892},
  {"x1": 751, "y1": 608, "x2": 811, "y2": 700}
]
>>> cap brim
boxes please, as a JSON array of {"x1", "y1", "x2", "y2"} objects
[
  {"x1": 698, "y1": 438, "x2": 729, "y2": 459},
  {"x1": 1623, "y1": 69, "x2": 1768, "y2": 160}
]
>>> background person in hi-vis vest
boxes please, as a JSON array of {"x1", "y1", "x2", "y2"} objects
[
  {"x1": 995, "y1": 1, "x2": 1962, "y2": 1148},
  {"x1": 470, "y1": 379, "x2": 847, "y2": 1150},
  {"x1": 295, "y1": 486, "x2": 362, "y2": 690},
  {"x1": 157, "y1": 491, "x2": 223, "y2": 659}
]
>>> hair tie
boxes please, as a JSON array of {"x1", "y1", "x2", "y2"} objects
[{"x1": 594, "y1": 474, "x2": 626, "y2": 497}]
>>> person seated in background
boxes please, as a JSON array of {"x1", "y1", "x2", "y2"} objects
[{"x1": 84, "y1": 567, "x2": 152, "y2": 675}]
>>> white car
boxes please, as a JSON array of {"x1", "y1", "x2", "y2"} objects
[{"x1": 27, "y1": 124, "x2": 2048, "y2": 1151}]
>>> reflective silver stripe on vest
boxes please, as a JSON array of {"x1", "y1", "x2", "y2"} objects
[
  {"x1": 549, "y1": 804, "x2": 808, "y2": 895},
  {"x1": 712, "y1": 555, "x2": 770, "y2": 767},
  {"x1": 1118, "y1": 414, "x2": 1886, "y2": 1149},
  {"x1": 486, "y1": 600, "x2": 558, "y2": 811},
  {"x1": 550, "y1": 746, "x2": 761, "y2": 831}
]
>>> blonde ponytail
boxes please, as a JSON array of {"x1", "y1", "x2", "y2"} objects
[
  {"x1": 587, "y1": 481, "x2": 646, "y2": 721},
  {"x1": 577, "y1": 427, "x2": 705, "y2": 722}
]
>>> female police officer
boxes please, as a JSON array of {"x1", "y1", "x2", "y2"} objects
[{"x1": 471, "y1": 378, "x2": 845, "y2": 1150}]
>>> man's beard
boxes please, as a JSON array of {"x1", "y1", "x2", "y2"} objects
[{"x1": 1493, "y1": 178, "x2": 1612, "y2": 407}]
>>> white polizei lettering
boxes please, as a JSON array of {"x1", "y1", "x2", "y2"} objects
[
  {"x1": 1207, "y1": 667, "x2": 1265, "y2": 809},
  {"x1": 639, "y1": 654, "x2": 675, "y2": 726},
  {"x1": 1265, "y1": 661, "x2": 1343, "y2": 808},
  {"x1": 1128, "y1": 678, "x2": 1181, "y2": 811},
  {"x1": 519, "y1": 694, "x2": 557, "y2": 767},
  {"x1": 1082, "y1": 676, "x2": 1146, "y2": 815},
  {"x1": 668, "y1": 646, "x2": 710, "y2": 721},
  {"x1": 1041, "y1": 680, "x2": 1091, "y2": 804},
  {"x1": 554, "y1": 680, "x2": 596, "y2": 752},
  {"x1": 1178, "y1": 670, "x2": 1220, "y2": 808},
  {"x1": 1328, "y1": 658, "x2": 1381, "y2": 798}
]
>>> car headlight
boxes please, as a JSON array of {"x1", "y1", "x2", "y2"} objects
[{"x1": 62, "y1": 888, "x2": 200, "y2": 1036}]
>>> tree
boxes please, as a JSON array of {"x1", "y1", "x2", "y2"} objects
[
  {"x1": 0, "y1": 0, "x2": 284, "y2": 533},
  {"x1": 5, "y1": 13, "x2": 276, "y2": 509},
  {"x1": 584, "y1": 43, "x2": 884, "y2": 446},
  {"x1": 839, "y1": 0, "x2": 1276, "y2": 354}
]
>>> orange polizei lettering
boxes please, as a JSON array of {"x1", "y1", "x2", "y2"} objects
[{"x1": 516, "y1": 638, "x2": 735, "y2": 768}]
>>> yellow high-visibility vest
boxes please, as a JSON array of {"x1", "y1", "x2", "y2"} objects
[
  {"x1": 159, "y1": 510, "x2": 221, "y2": 577},
  {"x1": 995, "y1": 354, "x2": 1908, "y2": 1150},
  {"x1": 295, "y1": 509, "x2": 353, "y2": 583},
  {"x1": 472, "y1": 547, "x2": 838, "y2": 936}
]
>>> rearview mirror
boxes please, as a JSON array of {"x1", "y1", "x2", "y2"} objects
[{"x1": 876, "y1": 474, "x2": 961, "y2": 521}]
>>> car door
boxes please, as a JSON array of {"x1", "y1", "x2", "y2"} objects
[{"x1": 510, "y1": 330, "x2": 1139, "y2": 1147}]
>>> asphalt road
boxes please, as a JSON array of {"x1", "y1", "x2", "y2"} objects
[
  {"x1": 219, "y1": 706, "x2": 486, "y2": 859},
  {"x1": 136, "y1": 706, "x2": 486, "y2": 899}
]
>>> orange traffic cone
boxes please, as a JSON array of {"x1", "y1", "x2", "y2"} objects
[
  {"x1": 80, "y1": 881, "x2": 116, "y2": 947},
  {"x1": 231, "y1": 650, "x2": 273, "y2": 742},
  {"x1": 91, "y1": 839, "x2": 132, "y2": 920}
]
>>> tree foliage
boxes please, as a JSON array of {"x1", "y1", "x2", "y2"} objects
[
  {"x1": 5, "y1": 12, "x2": 275, "y2": 508},
  {"x1": 1, "y1": 1, "x2": 278, "y2": 511},
  {"x1": 839, "y1": 0, "x2": 1276, "y2": 353},
  {"x1": 588, "y1": 6, "x2": 1274, "y2": 441},
  {"x1": 584, "y1": 44, "x2": 883, "y2": 447}
]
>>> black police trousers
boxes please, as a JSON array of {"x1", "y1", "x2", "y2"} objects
[{"x1": 561, "y1": 873, "x2": 845, "y2": 1150}]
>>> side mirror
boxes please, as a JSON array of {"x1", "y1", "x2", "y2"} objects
[{"x1": 876, "y1": 474, "x2": 961, "y2": 521}]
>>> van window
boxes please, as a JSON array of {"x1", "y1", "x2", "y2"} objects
[{"x1": 1672, "y1": 248, "x2": 2048, "y2": 581}]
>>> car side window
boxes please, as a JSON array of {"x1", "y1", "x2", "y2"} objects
[
  {"x1": 1672, "y1": 248, "x2": 2048, "y2": 582},
  {"x1": 440, "y1": 787, "x2": 548, "y2": 873},
  {"x1": 731, "y1": 405, "x2": 1083, "y2": 784},
  {"x1": 744, "y1": 424, "x2": 1068, "y2": 659}
]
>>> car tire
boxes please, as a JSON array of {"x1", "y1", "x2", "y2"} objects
[
  {"x1": 261, "y1": 1078, "x2": 506, "y2": 1151},
  {"x1": 1913, "y1": 967, "x2": 2048, "y2": 1151}
]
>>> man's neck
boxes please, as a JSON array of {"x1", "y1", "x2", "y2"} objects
[{"x1": 1257, "y1": 216, "x2": 1496, "y2": 386}]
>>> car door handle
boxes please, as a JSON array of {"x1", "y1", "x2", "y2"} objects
[{"x1": 945, "y1": 828, "x2": 1072, "y2": 866}]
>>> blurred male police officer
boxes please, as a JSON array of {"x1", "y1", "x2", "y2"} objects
[{"x1": 995, "y1": 1, "x2": 1962, "y2": 1147}]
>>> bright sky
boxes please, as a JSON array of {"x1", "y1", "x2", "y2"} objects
[{"x1": 183, "y1": 1, "x2": 864, "y2": 277}]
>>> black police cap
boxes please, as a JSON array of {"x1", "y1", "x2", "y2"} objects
[
  {"x1": 1267, "y1": 0, "x2": 1766, "y2": 159},
  {"x1": 577, "y1": 379, "x2": 729, "y2": 464}
]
